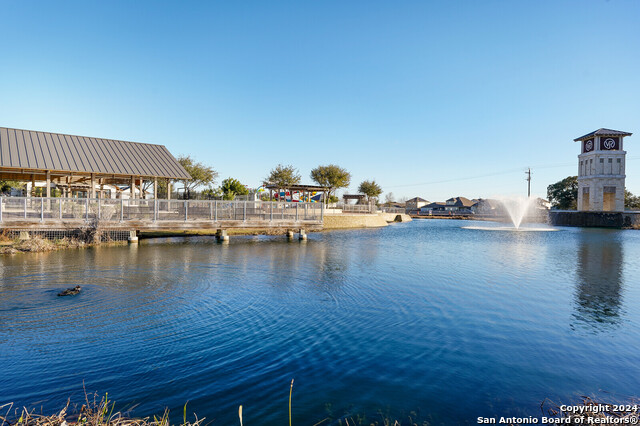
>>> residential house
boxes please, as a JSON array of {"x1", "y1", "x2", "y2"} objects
[
  {"x1": 445, "y1": 196, "x2": 475, "y2": 212},
  {"x1": 405, "y1": 197, "x2": 430, "y2": 214}
]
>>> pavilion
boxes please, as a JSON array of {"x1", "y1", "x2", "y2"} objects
[{"x1": 0, "y1": 126, "x2": 190, "y2": 199}]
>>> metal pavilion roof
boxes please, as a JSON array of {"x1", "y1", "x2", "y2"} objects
[{"x1": 0, "y1": 127, "x2": 190, "y2": 179}]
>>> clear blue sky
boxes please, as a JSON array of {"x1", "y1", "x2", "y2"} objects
[{"x1": 1, "y1": 0, "x2": 639, "y2": 201}]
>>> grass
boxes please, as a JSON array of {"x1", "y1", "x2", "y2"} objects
[
  {"x1": 0, "y1": 236, "x2": 89, "y2": 255},
  {"x1": 0, "y1": 391, "x2": 204, "y2": 426},
  {"x1": 1, "y1": 386, "x2": 638, "y2": 426}
]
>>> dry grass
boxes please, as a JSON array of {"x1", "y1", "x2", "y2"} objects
[
  {"x1": 0, "y1": 229, "x2": 14, "y2": 244},
  {"x1": 2, "y1": 387, "x2": 638, "y2": 426},
  {"x1": 0, "y1": 236, "x2": 89, "y2": 255},
  {"x1": 0, "y1": 392, "x2": 204, "y2": 426}
]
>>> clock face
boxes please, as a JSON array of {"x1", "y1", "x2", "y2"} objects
[
  {"x1": 602, "y1": 137, "x2": 619, "y2": 150},
  {"x1": 584, "y1": 139, "x2": 594, "y2": 152}
]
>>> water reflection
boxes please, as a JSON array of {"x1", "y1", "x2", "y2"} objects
[{"x1": 573, "y1": 232, "x2": 624, "y2": 331}]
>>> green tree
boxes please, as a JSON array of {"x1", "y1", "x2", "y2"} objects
[
  {"x1": 310, "y1": 164, "x2": 351, "y2": 204},
  {"x1": 547, "y1": 176, "x2": 578, "y2": 210},
  {"x1": 625, "y1": 190, "x2": 640, "y2": 210},
  {"x1": 221, "y1": 177, "x2": 249, "y2": 200},
  {"x1": 176, "y1": 155, "x2": 218, "y2": 199},
  {"x1": 264, "y1": 164, "x2": 301, "y2": 188},
  {"x1": 358, "y1": 180, "x2": 383, "y2": 203},
  {"x1": 0, "y1": 180, "x2": 23, "y2": 194},
  {"x1": 201, "y1": 187, "x2": 222, "y2": 199}
]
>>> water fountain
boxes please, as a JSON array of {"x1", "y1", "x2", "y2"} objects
[
  {"x1": 463, "y1": 195, "x2": 558, "y2": 231},
  {"x1": 495, "y1": 195, "x2": 538, "y2": 229}
]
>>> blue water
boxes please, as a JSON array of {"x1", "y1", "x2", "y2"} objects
[{"x1": 1, "y1": 220, "x2": 640, "y2": 424}]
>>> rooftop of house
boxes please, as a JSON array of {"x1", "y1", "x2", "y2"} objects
[{"x1": 445, "y1": 196, "x2": 474, "y2": 207}]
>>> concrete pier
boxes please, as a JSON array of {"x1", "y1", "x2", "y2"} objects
[
  {"x1": 128, "y1": 230, "x2": 139, "y2": 244},
  {"x1": 299, "y1": 229, "x2": 307, "y2": 240},
  {"x1": 216, "y1": 229, "x2": 229, "y2": 242}
]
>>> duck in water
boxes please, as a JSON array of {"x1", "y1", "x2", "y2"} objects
[{"x1": 58, "y1": 285, "x2": 82, "y2": 296}]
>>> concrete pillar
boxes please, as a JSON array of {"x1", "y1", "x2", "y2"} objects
[
  {"x1": 154, "y1": 177, "x2": 158, "y2": 200},
  {"x1": 167, "y1": 180, "x2": 171, "y2": 200},
  {"x1": 46, "y1": 171, "x2": 51, "y2": 198},
  {"x1": 216, "y1": 229, "x2": 229, "y2": 242},
  {"x1": 286, "y1": 230, "x2": 295, "y2": 240},
  {"x1": 299, "y1": 229, "x2": 307, "y2": 240},
  {"x1": 46, "y1": 171, "x2": 51, "y2": 212},
  {"x1": 131, "y1": 176, "x2": 136, "y2": 200},
  {"x1": 128, "y1": 230, "x2": 139, "y2": 244},
  {"x1": 90, "y1": 173, "x2": 96, "y2": 199}
]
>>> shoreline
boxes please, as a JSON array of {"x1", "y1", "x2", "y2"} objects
[
  {"x1": 0, "y1": 236, "x2": 126, "y2": 255},
  {"x1": 3, "y1": 394, "x2": 638, "y2": 426}
]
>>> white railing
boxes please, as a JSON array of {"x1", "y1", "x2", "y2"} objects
[
  {"x1": 329, "y1": 203, "x2": 378, "y2": 214},
  {"x1": 380, "y1": 207, "x2": 405, "y2": 213},
  {"x1": 0, "y1": 197, "x2": 324, "y2": 223}
]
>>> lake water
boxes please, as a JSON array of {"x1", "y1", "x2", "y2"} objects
[{"x1": 1, "y1": 220, "x2": 640, "y2": 424}]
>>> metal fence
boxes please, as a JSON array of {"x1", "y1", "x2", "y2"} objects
[
  {"x1": 380, "y1": 207, "x2": 406, "y2": 213},
  {"x1": 0, "y1": 197, "x2": 323, "y2": 223},
  {"x1": 330, "y1": 203, "x2": 378, "y2": 214}
]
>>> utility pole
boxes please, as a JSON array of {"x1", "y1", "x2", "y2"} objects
[{"x1": 525, "y1": 168, "x2": 532, "y2": 198}]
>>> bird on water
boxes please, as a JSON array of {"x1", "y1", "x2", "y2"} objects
[{"x1": 58, "y1": 286, "x2": 82, "y2": 296}]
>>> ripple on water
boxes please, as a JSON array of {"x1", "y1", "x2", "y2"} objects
[{"x1": 1, "y1": 223, "x2": 640, "y2": 425}]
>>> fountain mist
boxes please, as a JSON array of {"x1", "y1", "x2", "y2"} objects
[{"x1": 495, "y1": 195, "x2": 537, "y2": 229}]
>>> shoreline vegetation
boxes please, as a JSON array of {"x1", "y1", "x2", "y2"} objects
[
  {"x1": 1, "y1": 394, "x2": 638, "y2": 426},
  {"x1": 0, "y1": 235, "x2": 103, "y2": 255}
]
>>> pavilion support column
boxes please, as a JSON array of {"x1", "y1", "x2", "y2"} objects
[
  {"x1": 131, "y1": 176, "x2": 136, "y2": 200},
  {"x1": 90, "y1": 174, "x2": 96, "y2": 199},
  {"x1": 154, "y1": 177, "x2": 158, "y2": 199},
  {"x1": 166, "y1": 179, "x2": 171, "y2": 211},
  {"x1": 30, "y1": 174, "x2": 35, "y2": 197},
  {"x1": 45, "y1": 171, "x2": 51, "y2": 212},
  {"x1": 46, "y1": 171, "x2": 51, "y2": 198}
]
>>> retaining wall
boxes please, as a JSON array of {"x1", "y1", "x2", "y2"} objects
[
  {"x1": 549, "y1": 211, "x2": 640, "y2": 228},
  {"x1": 322, "y1": 214, "x2": 389, "y2": 229}
]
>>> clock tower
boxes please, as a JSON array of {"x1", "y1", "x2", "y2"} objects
[{"x1": 575, "y1": 128, "x2": 632, "y2": 212}]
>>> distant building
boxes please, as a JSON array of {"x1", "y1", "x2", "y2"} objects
[
  {"x1": 405, "y1": 197, "x2": 430, "y2": 214},
  {"x1": 536, "y1": 198, "x2": 551, "y2": 210},
  {"x1": 575, "y1": 128, "x2": 632, "y2": 211},
  {"x1": 473, "y1": 198, "x2": 503, "y2": 215},
  {"x1": 419, "y1": 202, "x2": 446, "y2": 215},
  {"x1": 445, "y1": 196, "x2": 474, "y2": 212}
]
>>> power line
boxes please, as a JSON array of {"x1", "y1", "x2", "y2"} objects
[{"x1": 383, "y1": 156, "x2": 640, "y2": 189}]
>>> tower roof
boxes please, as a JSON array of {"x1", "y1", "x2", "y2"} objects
[{"x1": 574, "y1": 128, "x2": 632, "y2": 142}]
